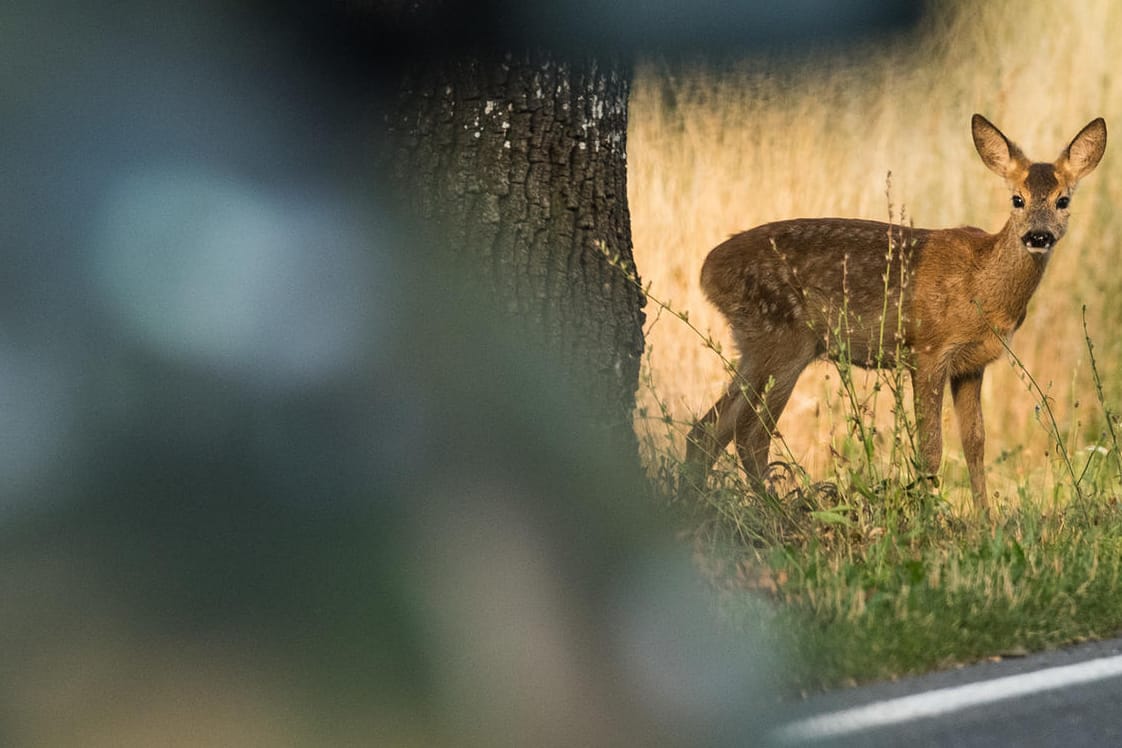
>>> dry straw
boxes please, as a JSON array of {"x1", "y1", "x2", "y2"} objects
[{"x1": 629, "y1": 0, "x2": 1122, "y2": 506}]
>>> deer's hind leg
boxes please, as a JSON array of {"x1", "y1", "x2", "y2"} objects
[
  {"x1": 684, "y1": 334, "x2": 817, "y2": 492},
  {"x1": 732, "y1": 338, "x2": 818, "y2": 486},
  {"x1": 683, "y1": 377, "x2": 750, "y2": 494}
]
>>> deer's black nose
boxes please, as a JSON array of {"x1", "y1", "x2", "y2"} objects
[{"x1": 1022, "y1": 231, "x2": 1055, "y2": 250}]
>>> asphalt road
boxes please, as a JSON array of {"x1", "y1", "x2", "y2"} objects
[{"x1": 763, "y1": 637, "x2": 1122, "y2": 747}]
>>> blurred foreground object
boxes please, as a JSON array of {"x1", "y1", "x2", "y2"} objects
[{"x1": 0, "y1": 0, "x2": 918, "y2": 744}]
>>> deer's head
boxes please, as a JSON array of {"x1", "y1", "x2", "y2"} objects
[{"x1": 972, "y1": 114, "x2": 1106, "y2": 255}]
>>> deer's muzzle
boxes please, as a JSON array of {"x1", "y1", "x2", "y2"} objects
[{"x1": 1022, "y1": 231, "x2": 1055, "y2": 251}]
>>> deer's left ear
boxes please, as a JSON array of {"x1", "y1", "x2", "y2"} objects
[{"x1": 1059, "y1": 118, "x2": 1107, "y2": 183}]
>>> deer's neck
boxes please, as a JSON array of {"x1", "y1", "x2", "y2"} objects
[{"x1": 978, "y1": 221, "x2": 1050, "y2": 332}]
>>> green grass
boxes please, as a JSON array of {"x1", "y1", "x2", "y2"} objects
[
  {"x1": 717, "y1": 501, "x2": 1122, "y2": 691},
  {"x1": 664, "y1": 429, "x2": 1122, "y2": 692}
]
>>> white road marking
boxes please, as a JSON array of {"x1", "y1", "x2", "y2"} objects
[{"x1": 771, "y1": 653, "x2": 1122, "y2": 743}]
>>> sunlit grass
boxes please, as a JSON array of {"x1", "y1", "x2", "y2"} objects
[{"x1": 629, "y1": 0, "x2": 1122, "y2": 501}]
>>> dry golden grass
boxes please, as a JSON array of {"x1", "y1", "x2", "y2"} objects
[{"x1": 629, "y1": 1, "x2": 1122, "y2": 507}]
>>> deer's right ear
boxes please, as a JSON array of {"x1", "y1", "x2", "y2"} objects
[{"x1": 972, "y1": 114, "x2": 1028, "y2": 179}]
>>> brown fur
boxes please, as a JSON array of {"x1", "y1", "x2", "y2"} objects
[{"x1": 686, "y1": 114, "x2": 1107, "y2": 511}]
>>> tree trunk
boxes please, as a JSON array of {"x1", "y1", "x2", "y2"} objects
[{"x1": 386, "y1": 50, "x2": 645, "y2": 447}]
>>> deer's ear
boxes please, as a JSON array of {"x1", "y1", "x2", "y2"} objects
[
  {"x1": 1059, "y1": 118, "x2": 1107, "y2": 183},
  {"x1": 972, "y1": 114, "x2": 1028, "y2": 179}
]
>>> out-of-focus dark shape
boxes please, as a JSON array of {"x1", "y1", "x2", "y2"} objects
[
  {"x1": 0, "y1": 0, "x2": 919, "y2": 744},
  {"x1": 518, "y1": 0, "x2": 923, "y2": 55},
  {"x1": 303, "y1": 0, "x2": 923, "y2": 64}
]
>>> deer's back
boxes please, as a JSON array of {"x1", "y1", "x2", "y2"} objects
[{"x1": 701, "y1": 218, "x2": 933, "y2": 365}]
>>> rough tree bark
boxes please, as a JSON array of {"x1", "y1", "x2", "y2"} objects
[{"x1": 386, "y1": 50, "x2": 646, "y2": 447}]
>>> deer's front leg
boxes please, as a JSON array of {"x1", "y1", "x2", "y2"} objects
[
  {"x1": 911, "y1": 357, "x2": 947, "y2": 484},
  {"x1": 951, "y1": 369, "x2": 989, "y2": 512}
]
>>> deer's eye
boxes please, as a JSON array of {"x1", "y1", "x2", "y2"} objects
[
  {"x1": 1012, "y1": 195, "x2": 1025, "y2": 209},
  {"x1": 1056, "y1": 196, "x2": 1071, "y2": 209}
]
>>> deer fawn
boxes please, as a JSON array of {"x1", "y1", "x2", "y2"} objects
[{"x1": 686, "y1": 114, "x2": 1106, "y2": 511}]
